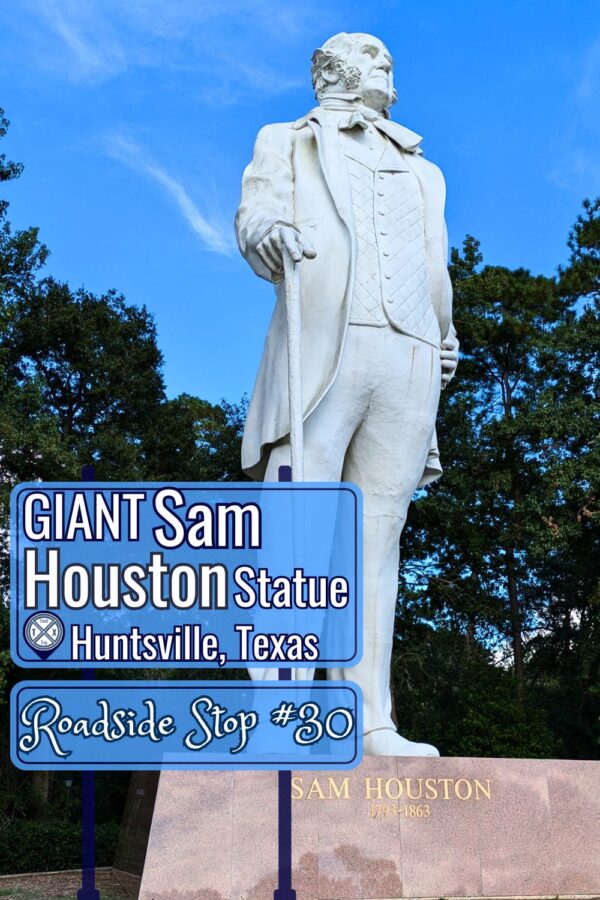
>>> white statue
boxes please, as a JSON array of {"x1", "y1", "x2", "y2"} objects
[{"x1": 235, "y1": 32, "x2": 459, "y2": 756}]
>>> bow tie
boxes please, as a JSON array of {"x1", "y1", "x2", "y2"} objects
[
  {"x1": 337, "y1": 107, "x2": 381, "y2": 131},
  {"x1": 319, "y1": 95, "x2": 382, "y2": 132}
]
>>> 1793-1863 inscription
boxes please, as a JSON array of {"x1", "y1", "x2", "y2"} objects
[{"x1": 292, "y1": 775, "x2": 492, "y2": 819}]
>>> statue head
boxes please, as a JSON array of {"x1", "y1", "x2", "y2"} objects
[{"x1": 311, "y1": 32, "x2": 397, "y2": 113}]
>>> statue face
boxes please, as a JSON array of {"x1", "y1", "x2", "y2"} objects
[{"x1": 343, "y1": 36, "x2": 395, "y2": 112}]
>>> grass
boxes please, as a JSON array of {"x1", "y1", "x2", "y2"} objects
[{"x1": 0, "y1": 890, "x2": 126, "y2": 899}]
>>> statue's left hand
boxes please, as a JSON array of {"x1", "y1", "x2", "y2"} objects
[{"x1": 440, "y1": 334, "x2": 459, "y2": 389}]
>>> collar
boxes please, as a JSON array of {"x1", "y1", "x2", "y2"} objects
[
  {"x1": 318, "y1": 92, "x2": 390, "y2": 118},
  {"x1": 293, "y1": 103, "x2": 424, "y2": 155}
]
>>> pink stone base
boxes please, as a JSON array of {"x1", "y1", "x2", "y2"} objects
[{"x1": 139, "y1": 757, "x2": 600, "y2": 899}]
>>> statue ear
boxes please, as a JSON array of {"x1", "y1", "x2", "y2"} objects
[{"x1": 322, "y1": 67, "x2": 340, "y2": 86}]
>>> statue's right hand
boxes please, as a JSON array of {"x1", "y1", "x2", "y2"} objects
[{"x1": 256, "y1": 224, "x2": 317, "y2": 279}]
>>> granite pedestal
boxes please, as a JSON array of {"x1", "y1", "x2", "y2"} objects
[{"x1": 139, "y1": 757, "x2": 600, "y2": 899}]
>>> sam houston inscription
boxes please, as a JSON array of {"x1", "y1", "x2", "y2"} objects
[{"x1": 292, "y1": 774, "x2": 492, "y2": 819}]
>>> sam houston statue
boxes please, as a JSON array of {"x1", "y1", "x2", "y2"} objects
[{"x1": 235, "y1": 32, "x2": 459, "y2": 756}]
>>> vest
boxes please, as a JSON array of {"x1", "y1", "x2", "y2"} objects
[{"x1": 341, "y1": 126, "x2": 441, "y2": 347}]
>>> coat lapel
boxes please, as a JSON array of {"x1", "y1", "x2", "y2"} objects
[
  {"x1": 377, "y1": 140, "x2": 410, "y2": 172},
  {"x1": 375, "y1": 118, "x2": 423, "y2": 154},
  {"x1": 296, "y1": 108, "x2": 354, "y2": 230}
]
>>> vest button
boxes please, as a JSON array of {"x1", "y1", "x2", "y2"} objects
[
  {"x1": 377, "y1": 191, "x2": 384, "y2": 197},
  {"x1": 385, "y1": 273, "x2": 392, "y2": 279},
  {"x1": 383, "y1": 250, "x2": 390, "y2": 257}
]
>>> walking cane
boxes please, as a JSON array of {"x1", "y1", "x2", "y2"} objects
[
  {"x1": 274, "y1": 248, "x2": 303, "y2": 900},
  {"x1": 282, "y1": 249, "x2": 304, "y2": 482}
]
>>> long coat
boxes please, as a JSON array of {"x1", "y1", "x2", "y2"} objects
[{"x1": 235, "y1": 106, "x2": 454, "y2": 482}]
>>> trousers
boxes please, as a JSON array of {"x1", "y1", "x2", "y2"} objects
[{"x1": 258, "y1": 323, "x2": 441, "y2": 733}]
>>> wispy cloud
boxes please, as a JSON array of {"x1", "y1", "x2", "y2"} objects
[
  {"x1": 18, "y1": 0, "x2": 126, "y2": 81},
  {"x1": 548, "y1": 35, "x2": 600, "y2": 189},
  {"x1": 104, "y1": 134, "x2": 235, "y2": 256},
  {"x1": 575, "y1": 36, "x2": 600, "y2": 104},
  {"x1": 196, "y1": 61, "x2": 304, "y2": 107},
  {"x1": 9, "y1": 0, "x2": 318, "y2": 95},
  {"x1": 549, "y1": 144, "x2": 600, "y2": 190},
  {"x1": 548, "y1": 34, "x2": 600, "y2": 192}
]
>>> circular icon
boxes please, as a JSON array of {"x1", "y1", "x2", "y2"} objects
[{"x1": 24, "y1": 613, "x2": 64, "y2": 658}]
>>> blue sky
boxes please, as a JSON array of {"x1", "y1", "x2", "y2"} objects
[{"x1": 0, "y1": 0, "x2": 598, "y2": 405}]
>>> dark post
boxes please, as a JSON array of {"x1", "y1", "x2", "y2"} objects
[
  {"x1": 274, "y1": 464, "x2": 296, "y2": 900},
  {"x1": 78, "y1": 464, "x2": 101, "y2": 900}
]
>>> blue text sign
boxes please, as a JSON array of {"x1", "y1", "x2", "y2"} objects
[
  {"x1": 11, "y1": 483, "x2": 362, "y2": 668},
  {"x1": 11, "y1": 681, "x2": 362, "y2": 770}
]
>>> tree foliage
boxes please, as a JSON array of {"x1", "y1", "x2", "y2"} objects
[
  {"x1": 395, "y1": 208, "x2": 600, "y2": 759},
  {"x1": 0, "y1": 109, "x2": 250, "y2": 860}
]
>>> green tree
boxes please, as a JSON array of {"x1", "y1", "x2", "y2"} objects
[
  {"x1": 143, "y1": 394, "x2": 248, "y2": 481},
  {"x1": 1, "y1": 279, "x2": 165, "y2": 481},
  {"x1": 0, "y1": 108, "x2": 54, "y2": 706},
  {"x1": 0, "y1": 108, "x2": 248, "y2": 838},
  {"x1": 402, "y1": 237, "x2": 565, "y2": 677},
  {"x1": 396, "y1": 208, "x2": 599, "y2": 757},
  {"x1": 523, "y1": 198, "x2": 600, "y2": 757},
  {"x1": 0, "y1": 109, "x2": 48, "y2": 301}
]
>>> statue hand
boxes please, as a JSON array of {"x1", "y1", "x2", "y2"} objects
[
  {"x1": 440, "y1": 334, "x2": 459, "y2": 389},
  {"x1": 256, "y1": 224, "x2": 317, "y2": 280}
]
